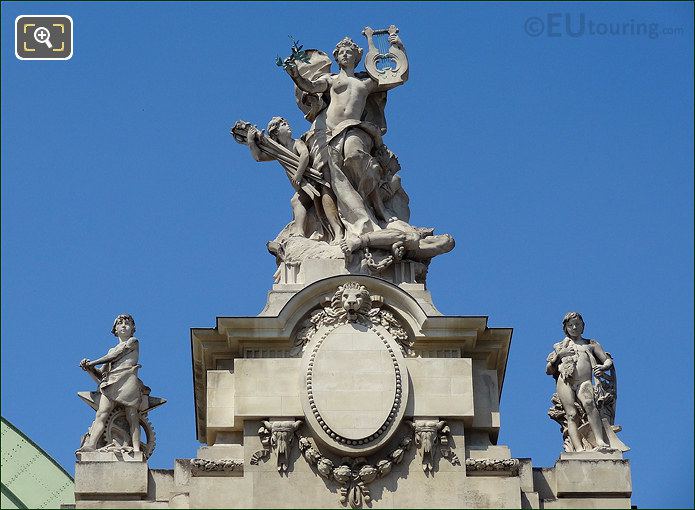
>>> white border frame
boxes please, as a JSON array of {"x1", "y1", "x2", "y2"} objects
[{"x1": 15, "y1": 15, "x2": 74, "y2": 61}]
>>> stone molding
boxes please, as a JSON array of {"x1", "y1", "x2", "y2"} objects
[
  {"x1": 465, "y1": 457, "x2": 520, "y2": 475},
  {"x1": 190, "y1": 458, "x2": 244, "y2": 474},
  {"x1": 299, "y1": 289, "x2": 411, "y2": 456},
  {"x1": 191, "y1": 275, "x2": 513, "y2": 448}
]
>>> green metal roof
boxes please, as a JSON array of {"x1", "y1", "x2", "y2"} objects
[{"x1": 1, "y1": 417, "x2": 74, "y2": 509}]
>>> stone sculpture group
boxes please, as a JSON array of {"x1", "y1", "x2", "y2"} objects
[{"x1": 231, "y1": 27, "x2": 454, "y2": 282}]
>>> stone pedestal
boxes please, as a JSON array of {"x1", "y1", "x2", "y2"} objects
[
  {"x1": 531, "y1": 451, "x2": 632, "y2": 508},
  {"x1": 74, "y1": 452, "x2": 148, "y2": 500}
]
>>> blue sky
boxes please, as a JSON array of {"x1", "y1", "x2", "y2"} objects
[{"x1": 1, "y1": 2, "x2": 693, "y2": 507}]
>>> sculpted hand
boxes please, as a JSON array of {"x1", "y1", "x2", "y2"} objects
[
  {"x1": 593, "y1": 364, "x2": 608, "y2": 377},
  {"x1": 80, "y1": 358, "x2": 91, "y2": 370},
  {"x1": 388, "y1": 34, "x2": 403, "y2": 48},
  {"x1": 246, "y1": 127, "x2": 260, "y2": 144},
  {"x1": 285, "y1": 61, "x2": 300, "y2": 78}
]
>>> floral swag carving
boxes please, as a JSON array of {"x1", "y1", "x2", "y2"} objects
[
  {"x1": 290, "y1": 282, "x2": 412, "y2": 356},
  {"x1": 465, "y1": 458, "x2": 520, "y2": 475},
  {"x1": 191, "y1": 458, "x2": 244, "y2": 473},
  {"x1": 298, "y1": 434, "x2": 413, "y2": 509}
]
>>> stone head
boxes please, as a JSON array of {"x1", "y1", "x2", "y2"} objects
[
  {"x1": 332, "y1": 282, "x2": 371, "y2": 318},
  {"x1": 266, "y1": 116, "x2": 292, "y2": 141},
  {"x1": 562, "y1": 311, "x2": 584, "y2": 338},
  {"x1": 333, "y1": 37, "x2": 363, "y2": 68},
  {"x1": 112, "y1": 313, "x2": 136, "y2": 337}
]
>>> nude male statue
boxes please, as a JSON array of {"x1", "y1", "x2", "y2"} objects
[
  {"x1": 546, "y1": 312, "x2": 613, "y2": 451},
  {"x1": 340, "y1": 219, "x2": 455, "y2": 264}
]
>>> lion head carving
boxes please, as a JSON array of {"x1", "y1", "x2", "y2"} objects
[{"x1": 331, "y1": 282, "x2": 372, "y2": 319}]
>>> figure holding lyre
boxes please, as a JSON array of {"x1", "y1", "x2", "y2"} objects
[
  {"x1": 284, "y1": 28, "x2": 408, "y2": 235},
  {"x1": 230, "y1": 26, "x2": 456, "y2": 281}
]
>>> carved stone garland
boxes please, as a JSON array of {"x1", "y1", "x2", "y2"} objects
[
  {"x1": 297, "y1": 434, "x2": 413, "y2": 509},
  {"x1": 191, "y1": 458, "x2": 244, "y2": 474},
  {"x1": 290, "y1": 282, "x2": 413, "y2": 357},
  {"x1": 464, "y1": 458, "x2": 520, "y2": 475}
]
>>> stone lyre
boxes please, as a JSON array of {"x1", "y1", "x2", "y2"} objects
[{"x1": 362, "y1": 25, "x2": 409, "y2": 87}]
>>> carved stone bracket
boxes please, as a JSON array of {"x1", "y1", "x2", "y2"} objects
[
  {"x1": 465, "y1": 458, "x2": 520, "y2": 476},
  {"x1": 297, "y1": 434, "x2": 413, "y2": 509},
  {"x1": 191, "y1": 458, "x2": 244, "y2": 474},
  {"x1": 250, "y1": 420, "x2": 303, "y2": 472},
  {"x1": 407, "y1": 419, "x2": 461, "y2": 473},
  {"x1": 291, "y1": 282, "x2": 412, "y2": 356}
]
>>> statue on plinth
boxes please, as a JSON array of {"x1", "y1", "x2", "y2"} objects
[
  {"x1": 546, "y1": 312, "x2": 628, "y2": 453},
  {"x1": 76, "y1": 314, "x2": 165, "y2": 459},
  {"x1": 231, "y1": 26, "x2": 454, "y2": 282}
]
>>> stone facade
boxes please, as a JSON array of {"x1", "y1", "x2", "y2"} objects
[
  {"x1": 72, "y1": 276, "x2": 631, "y2": 508},
  {"x1": 70, "y1": 24, "x2": 632, "y2": 509}
]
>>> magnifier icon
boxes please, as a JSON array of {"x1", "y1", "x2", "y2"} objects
[{"x1": 33, "y1": 26, "x2": 53, "y2": 49}]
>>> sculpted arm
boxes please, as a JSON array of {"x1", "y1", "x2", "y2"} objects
[
  {"x1": 85, "y1": 339, "x2": 137, "y2": 367},
  {"x1": 546, "y1": 342, "x2": 575, "y2": 375},
  {"x1": 285, "y1": 62, "x2": 330, "y2": 94},
  {"x1": 546, "y1": 348, "x2": 559, "y2": 376},
  {"x1": 293, "y1": 140, "x2": 310, "y2": 185},
  {"x1": 591, "y1": 340, "x2": 613, "y2": 375}
]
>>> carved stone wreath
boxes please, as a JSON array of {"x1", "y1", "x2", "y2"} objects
[
  {"x1": 306, "y1": 321, "x2": 403, "y2": 447},
  {"x1": 290, "y1": 282, "x2": 413, "y2": 357}
]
